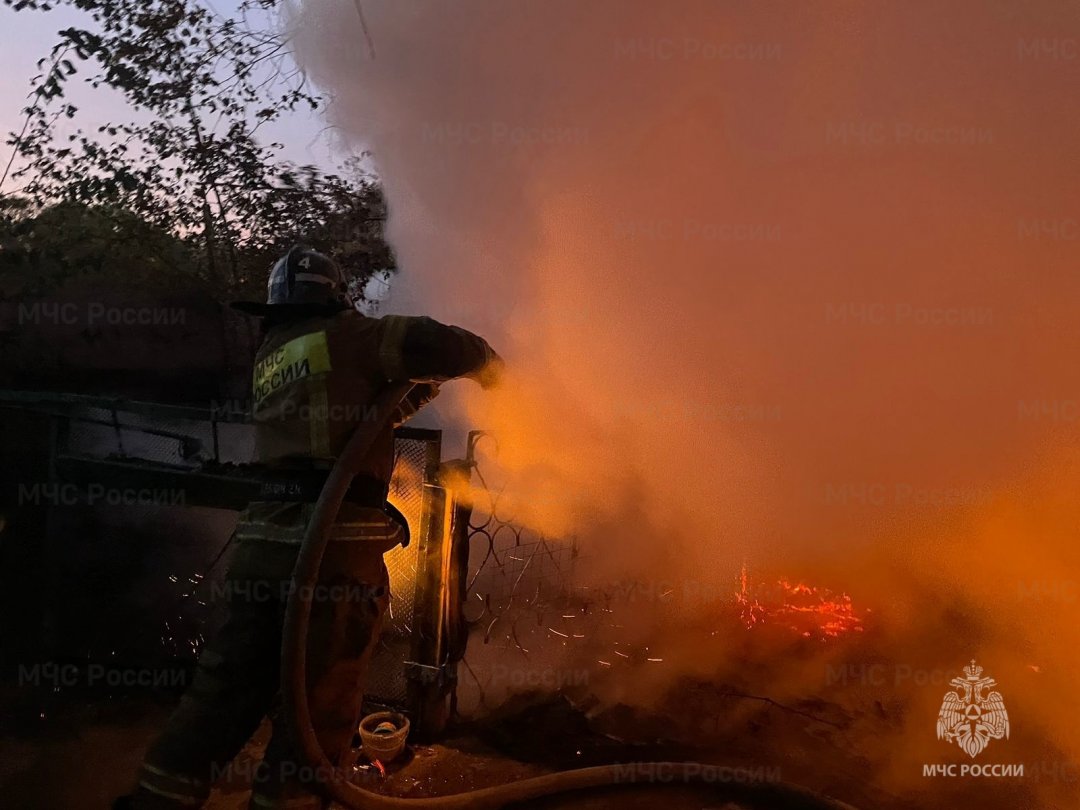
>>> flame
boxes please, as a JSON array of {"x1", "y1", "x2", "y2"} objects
[{"x1": 736, "y1": 563, "x2": 865, "y2": 640}]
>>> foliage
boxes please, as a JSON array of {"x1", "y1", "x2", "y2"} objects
[
  {"x1": 1, "y1": 0, "x2": 394, "y2": 301},
  {"x1": 0, "y1": 196, "x2": 196, "y2": 298}
]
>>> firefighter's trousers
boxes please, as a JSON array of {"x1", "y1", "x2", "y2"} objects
[{"x1": 133, "y1": 536, "x2": 390, "y2": 809}]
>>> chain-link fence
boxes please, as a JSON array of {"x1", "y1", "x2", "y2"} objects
[{"x1": 451, "y1": 432, "x2": 586, "y2": 720}]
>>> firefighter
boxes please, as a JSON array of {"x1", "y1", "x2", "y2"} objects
[{"x1": 121, "y1": 245, "x2": 502, "y2": 809}]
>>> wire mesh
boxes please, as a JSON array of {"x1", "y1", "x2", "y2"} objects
[
  {"x1": 365, "y1": 436, "x2": 436, "y2": 705},
  {"x1": 65, "y1": 409, "x2": 211, "y2": 467},
  {"x1": 455, "y1": 461, "x2": 582, "y2": 719}
]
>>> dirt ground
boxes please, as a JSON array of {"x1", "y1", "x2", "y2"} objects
[
  {"x1": 0, "y1": 682, "x2": 856, "y2": 810},
  {"x1": 0, "y1": 678, "x2": 1057, "y2": 810}
]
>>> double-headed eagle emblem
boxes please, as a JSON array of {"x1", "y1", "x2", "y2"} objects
[{"x1": 936, "y1": 659, "x2": 1010, "y2": 758}]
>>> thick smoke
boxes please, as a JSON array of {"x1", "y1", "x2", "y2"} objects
[{"x1": 288, "y1": 1, "x2": 1079, "y2": 804}]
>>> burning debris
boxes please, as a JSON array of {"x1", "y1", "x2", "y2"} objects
[
  {"x1": 736, "y1": 564, "x2": 866, "y2": 640},
  {"x1": 472, "y1": 553, "x2": 867, "y2": 669}
]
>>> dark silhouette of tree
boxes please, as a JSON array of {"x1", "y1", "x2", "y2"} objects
[{"x1": 1, "y1": 196, "x2": 195, "y2": 298}]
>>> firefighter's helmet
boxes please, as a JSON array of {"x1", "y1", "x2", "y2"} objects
[{"x1": 232, "y1": 245, "x2": 351, "y2": 316}]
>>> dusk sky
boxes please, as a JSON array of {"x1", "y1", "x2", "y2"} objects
[{"x1": 0, "y1": 1, "x2": 345, "y2": 193}]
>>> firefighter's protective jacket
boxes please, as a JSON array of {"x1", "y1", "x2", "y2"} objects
[{"x1": 234, "y1": 310, "x2": 498, "y2": 545}]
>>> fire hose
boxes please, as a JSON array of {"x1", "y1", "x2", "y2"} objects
[{"x1": 281, "y1": 383, "x2": 862, "y2": 810}]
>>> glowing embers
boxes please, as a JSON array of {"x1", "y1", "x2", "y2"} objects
[{"x1": 736, "y1": 564, "x2": 865, "y2": 640}]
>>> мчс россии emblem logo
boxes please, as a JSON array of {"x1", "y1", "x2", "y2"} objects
[{"x1": 936, "y1": 659, "x2": 1010, "y2": 759}]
